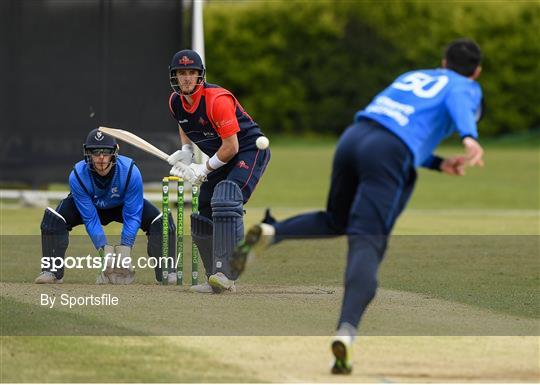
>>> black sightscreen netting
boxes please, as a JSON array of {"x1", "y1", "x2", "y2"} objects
[{"x1": 1, "y1": 0, "x2": 184, "y2": 185}]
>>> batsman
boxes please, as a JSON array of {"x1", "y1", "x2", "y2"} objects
[
  {"x1": 166, "y1": 49, "x2": 270, "y2": 293},
  {"x1": 34, "y1": 129, "x2": 177, "y2": 284}
]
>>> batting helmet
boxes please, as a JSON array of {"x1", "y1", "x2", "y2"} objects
[{"x1": 169, "y1": 49, "x2": 206, "y2": 95}]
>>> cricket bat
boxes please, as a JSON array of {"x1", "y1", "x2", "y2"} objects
[{"x1": 98, "y1": 126, "x2": 171, "y2": 162}]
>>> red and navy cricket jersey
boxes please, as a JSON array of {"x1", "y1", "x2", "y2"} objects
[{"x1": 168, "y1": 83, "x2": 263, "y2": 156}]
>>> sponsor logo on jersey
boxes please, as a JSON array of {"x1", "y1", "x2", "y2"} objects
[{"x1": 216, "y1": 119, "x2": 234, "y2": 128}]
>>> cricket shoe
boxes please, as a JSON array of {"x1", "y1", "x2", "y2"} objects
[
  {"x1": 153, "y1": 272, "x2": 180, "y2": 285},
  {"x1": 208, "y1": 272, "x2": 237, "y2": 293},
  {"x1": 189, "y1": 282, "x2": 214, "y2": 294},
  {"x1": 34, "y1": 271, "x2": 63, "y2": 284},
  {"x1": 331, "y1": 335, "x2": 353, "y2": 375},
  {"x1": 262, "y1": 208, "x2": 277, "y2": 225},
  {"x1": 230, "y1": 223, "x2": 275, "y2": 276}
]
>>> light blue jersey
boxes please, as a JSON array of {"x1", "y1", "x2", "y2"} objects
[
  {"x1": 69, "y1": 155, "x2": 143, "y2": 249},
  {"x1": 356, "y1": 68, "x2": 483, "y2": 167}
]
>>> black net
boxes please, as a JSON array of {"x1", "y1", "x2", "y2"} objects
[{"x1": 1, "y1": 0, "x2": 185, "y2": 185}]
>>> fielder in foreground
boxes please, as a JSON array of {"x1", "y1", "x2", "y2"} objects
[
  {"x1": 35, "y1": 129, "x2": 176, "y2": 285},
  {"x1": 232, "y1": 38, "x2": 486, "y2": 373},
  {"x1": 166, "y1": 49, "x2": 271, "y2": 294}
]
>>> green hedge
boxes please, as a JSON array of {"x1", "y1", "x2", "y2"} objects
[{"x1": 204, "y1": 1, "x2": 540, "y2": 137}]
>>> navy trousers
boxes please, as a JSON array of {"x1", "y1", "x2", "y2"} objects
[
  {"x1": 273, "y1": 119, "x2": 417, "y2": 329},
  {"x1": 198, "y1": 148, "x2": 271, "y2": 219},
  {"x1": 47, "y1": 196, "x2": 170, "y2": 280}
]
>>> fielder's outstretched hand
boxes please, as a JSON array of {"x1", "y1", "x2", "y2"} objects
[
  {"x1": 463, "y1": 137, "x2": 485, "y2": 167},
  {"x1": 441, "y1": 138, "x2": 485, "y2": 176},
  {"x1": 440, "y1": 156, "x2": 467, "y2": 176}
]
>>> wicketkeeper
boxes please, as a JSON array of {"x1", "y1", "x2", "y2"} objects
[
  {"x1": 166, "y1": 49, "x2": 270, "y2": 293},
  {"x1": 34, "y1": 129, "x2": 176, "y2": 284}
]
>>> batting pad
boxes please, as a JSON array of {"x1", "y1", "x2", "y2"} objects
[{"x1": 211, "y1": 180, "x2": 244, "y2": 280}]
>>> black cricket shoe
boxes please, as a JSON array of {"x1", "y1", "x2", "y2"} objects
[
  {"x1": 331, "y1": 336, "x2": 353, "y2": 374},
  {"x1": 262, "y1": 208, "x2": 277, "y2": 225}
]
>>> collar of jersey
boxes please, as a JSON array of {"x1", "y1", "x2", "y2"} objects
[
  {"x1": 94, "y1": 165, "x2": 115, "y2": 186},
  {"x1": 180, "y1": 83, "x2": 204, "y2": 113}
]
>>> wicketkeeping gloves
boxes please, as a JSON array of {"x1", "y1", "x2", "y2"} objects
[
  {"x1": 96, "y1": 244, "x2": 114, "y2": 284},
  {"x1": 96, "y1": 244, "x2": 135, "y2": 285}
]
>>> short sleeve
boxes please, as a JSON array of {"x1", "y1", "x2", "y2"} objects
[{"x1": 211, "y1": 95, "x2": 241, "y2": 138}]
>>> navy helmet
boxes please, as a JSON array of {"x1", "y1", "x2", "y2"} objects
[
  {"x1": 83, "y1": 128, "x2": 118, "y2": 169},
  {"x1": 84, "y1": 128, "x2": 117, "y2": 149},
  {"x1": 169, "y1": 49, "x2": 206, "y2": 95}
]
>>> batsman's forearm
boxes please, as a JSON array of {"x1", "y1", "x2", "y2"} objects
[
  {"x1": 213, "y1": 135, "x2": 239, "y2": 164},
  {"x1": 205, "y1": 145, "x2": 237, "y2": 171},
  {"x1": 215, "y1": 145, "x2": 238, "y2": 163},
  {"x1": 178, "y1": 126, "x2": 192, "y2": 147}
]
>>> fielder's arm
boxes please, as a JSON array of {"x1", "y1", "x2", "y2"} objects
[
  {"x1": 68, "y1": 173, "x2": 108, "y2": 249},
  {"x1": 121, "y1": 165, "x2": 143, "y2": 246}
]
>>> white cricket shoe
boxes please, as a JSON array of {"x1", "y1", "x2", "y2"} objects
[
  {"x1": 189, "y1": 282, "x2": 214, "y2": 293},
  {"x1": 154, "y1": 272, "x2": 178, "y2": 285},
  {"x1": 331, "y1": 334, "x2": 353, "y2": 374},
  {"x1": 208, "y1": 272, "x2": 237, "y2": 293},
  {"x1": 34, "y1": 271, "x2": 63, "y2": 284},
  {"x1": 230, "y1": 223, "x2": 275, "y2": 276}
]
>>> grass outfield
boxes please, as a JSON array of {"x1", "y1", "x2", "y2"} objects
[{"x1": 1, "y1": 144, "x2": 538, "y2": 382}]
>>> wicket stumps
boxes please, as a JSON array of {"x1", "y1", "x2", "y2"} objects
[{"x1": 161, "y1": 176, "x2": 200, "y2": 286}]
